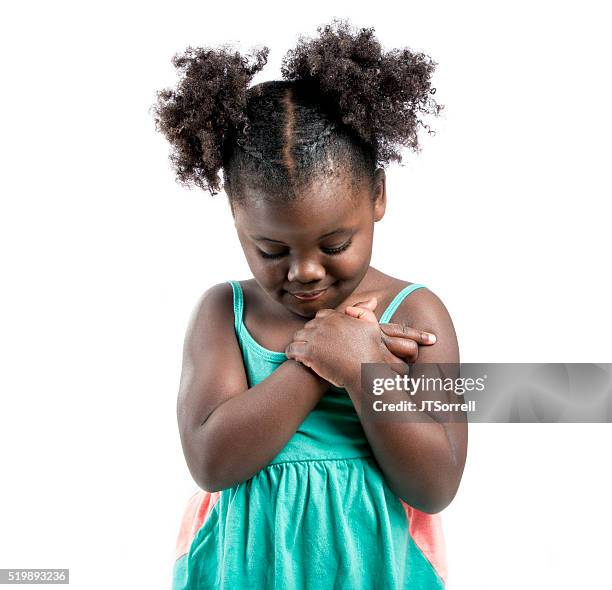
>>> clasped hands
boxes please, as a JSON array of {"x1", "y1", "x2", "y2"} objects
[{"x1": 284, "y1": 296, "x2": 437, "y2": 390}]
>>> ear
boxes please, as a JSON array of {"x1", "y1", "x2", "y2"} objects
[{"x1": 372, "y1": 168, "x2": 387, "y2": 222}]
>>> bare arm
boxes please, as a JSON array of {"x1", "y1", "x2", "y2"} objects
[
  {"x1": 177, "y1": 283, "x2": 329, "y2": 492},
  {"x1": 344, "y1": 288, "x2": 468, "y2": 514}
]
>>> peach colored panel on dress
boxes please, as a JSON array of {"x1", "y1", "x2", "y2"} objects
[
  {"x1": 175, "y1": 490, "x2": 221, "y2": 560},
  {"x1": 400, "y1": 499, "x2": 448, "y2": 584}
]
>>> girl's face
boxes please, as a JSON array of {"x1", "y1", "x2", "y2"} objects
[{"x1": 232, "y1": 169, "x2": 386, "y2": 319}]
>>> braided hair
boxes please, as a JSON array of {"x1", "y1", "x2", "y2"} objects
[{"x1": 151, "y1": 19, "x2": 444, "y2": 204}]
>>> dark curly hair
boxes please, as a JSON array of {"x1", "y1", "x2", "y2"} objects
[{"x1": 151, "y1": 19, "x2": 444, "y2": 204}]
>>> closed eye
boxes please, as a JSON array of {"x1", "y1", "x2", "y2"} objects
[
  {"x1": 257, "y1": 249, "x2": 286, "y2": 260},
  {"x1": 322, "y1": 239, "x2": 352, "y2": 255},
  {"x1": 257, "y1": 239, "x2": 352, "y2": 259}
]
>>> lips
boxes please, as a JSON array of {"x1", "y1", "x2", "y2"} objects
[{"x1": 290, "y1": 288, "x2": 328, "y2": 301}]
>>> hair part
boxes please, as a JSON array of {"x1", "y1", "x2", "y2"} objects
[{"x1": 222, "y1": 79, "x2": 377, "y2": 206}]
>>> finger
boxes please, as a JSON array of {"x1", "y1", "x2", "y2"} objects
[
  {"x1": 380, "y1": 322, "x2": 437, "y2": 345},
  {"x1": 314, "y1": 308, "x2": 335, "y2": 319},
  {"x1": 285, "y1": 341, "x2": 308, "y2": 361},
  {"x1": 291, "y1": 328, "x2": 310, "y2": 342},
  {"x1": 381, "y1": 334, "x2": 419, "y2": 361},
  {"x1": 336, "y1": 296, "x2": 377, "y2": 315},
  {"x1": 352, "y1": 296, "x2": 378, "y2": 311},
  {"x1": 343, "y1": 297, "x2": 378, "y2": 322},
  {"x1": 344, "y1": 305, "x2": 378, "y2": 324}
]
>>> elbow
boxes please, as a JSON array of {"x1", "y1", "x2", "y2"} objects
[
  {"x1": 181, "y1": 422, "x2": 229, "y2": 493},
  {"x1": 198, "y1": 450, "x2": 236, "y2": 493},
  {"x1": 401, "y1": 487, "x2": 456, "y2": 515},
  {"x1": 192, "y1": 457, "x2": 223, "y2": 493},
  {"x1": 411, "y1": 488, "x2": 457, "y2": 515},
  {"x1": 195, "y1": 446, "x2": 254, "y2": 493},
  {"x1": 398, "y1": 469, "x2": 463, "y2": 515},
  {"x1": 410, "y1": 441, "x2": 467, "y2": 514}
]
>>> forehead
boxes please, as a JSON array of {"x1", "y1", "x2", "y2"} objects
[{"x1": 234, "y1": 174, "x2": 371, "y2": 240}]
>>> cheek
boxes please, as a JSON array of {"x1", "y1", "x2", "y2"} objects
[
  {"x1": 244, "y1": 251, "x2": 284, "y2": 286},
  {"x1": 331, "y1": 236, "x2": 372, "y2": 279},
  {"x1": 236, "y1": 233, "x2": 273, "y2": 282},
  {"x1": 330, "y1": 252, "x2": 366, "y2": 280}
]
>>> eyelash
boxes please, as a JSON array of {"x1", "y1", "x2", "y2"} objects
[{"x1": 258, "y1": 239, "x2": 353, "y2": 260}]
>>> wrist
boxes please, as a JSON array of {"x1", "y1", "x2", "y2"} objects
[
  {"x1": 344, "y1": 339, "x2": 394, "y2": 394},
  {"x1": 288, "y1": 359, "x2": 330, "y2": 394},
  {"x1": 343, "y1": 358, "x2": 370, "y2": 395}
]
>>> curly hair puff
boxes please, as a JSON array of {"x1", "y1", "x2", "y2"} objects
[{"x1": 151, "y1": 44, "x2": 269, "y2": 195}]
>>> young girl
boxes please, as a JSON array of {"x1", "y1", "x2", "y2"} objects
[{"x1": 153, "y1": 19, "x2": 467, "y2": 590}]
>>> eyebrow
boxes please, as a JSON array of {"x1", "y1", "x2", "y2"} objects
[{"x1": 251, "y1": 228, "x2": 351, "y2": 243}]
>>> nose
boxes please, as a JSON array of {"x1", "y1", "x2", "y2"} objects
[{"x1": 287, "y1": 257, "x2": 326, "y2": 284}]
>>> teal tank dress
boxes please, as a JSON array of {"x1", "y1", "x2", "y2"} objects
[{"x1": 172, "y1": 281, "x2": 447, "y2": 589}]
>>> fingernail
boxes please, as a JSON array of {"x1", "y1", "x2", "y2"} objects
[{"x1": 425, "y1": 332, "x2": 436, "y2": 343}]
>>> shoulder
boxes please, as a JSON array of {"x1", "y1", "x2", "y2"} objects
[
  {"x1": 390, "y1": 283, "x2": 451, "y2": 324},
  {"x1": 179, "y1": 280, "x2": 246, "y2": 404},
  {"x1": 386, "y1": 281, "x2": 460, "y2": 364},
  {"x1": 184, "y1": 281, "x2": 236, "y2": 343},
  {"x1": 193, "y1": 281, "x2": 235, "y2": 315}
]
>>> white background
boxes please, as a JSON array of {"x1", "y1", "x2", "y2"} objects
[{"x1": 1, "y1": 1, "x2": 611, "y2": 588}]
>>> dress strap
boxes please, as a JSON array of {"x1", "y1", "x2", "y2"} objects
[
  {"x1": 227, "y1": 280, "x2": 244, "y2": 335},
  {"x1": 379, "y1": 284, "x2": 426, "y2": 324},
  {"x1": 226, "y1": 280, "x2": 288, "y2": 363}
]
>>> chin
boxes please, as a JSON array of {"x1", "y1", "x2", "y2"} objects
[
  {"x1": 283, "y1": 301, "x2": 317, "y2": 318},
  {"x1": 296, "y1": 308, "x2": 318, "y2": 319}
]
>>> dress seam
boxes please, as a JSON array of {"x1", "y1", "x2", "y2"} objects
[
  {"x1": 267, "y1": 456, "x2": 373, "y2": 467},
  {"x1": 406, "y1": 529, "x2": 447, "y2": 588}
]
